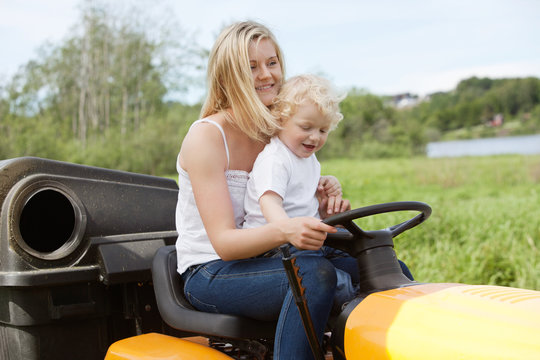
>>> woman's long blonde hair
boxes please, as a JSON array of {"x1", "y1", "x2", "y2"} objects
[{"x1": 200, "y1": 21, "x2": 285, "y2": 142}]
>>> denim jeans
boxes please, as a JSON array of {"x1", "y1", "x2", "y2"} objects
[
  {"x1": 268, "y1": 245, "x2": 360, "y2": 312},
  {"x1": 182, "y1": 249, "x2": 413, "y2": 359},
  {"x1": 182, "y1": 254, "x2": 337, "y2": 360},
  {"x1": 266, "y1": 245, "x2": 414, "y2": 310}
]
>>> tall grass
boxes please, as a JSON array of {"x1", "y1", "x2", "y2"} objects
[{"x1": 321, "y1": 155, "x2": 540, "y2": 290}]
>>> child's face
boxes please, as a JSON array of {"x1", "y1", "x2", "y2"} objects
[
  {"x1": 248, "y1": 38, "x2": 282, "y2": 106},
  {"x1": 278, "y1": 101, "x2": 330, "y2": 158}
]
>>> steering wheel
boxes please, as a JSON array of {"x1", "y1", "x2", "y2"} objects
[{"x1": 323, "y1": 201, "x2": 432, "y2": 257}]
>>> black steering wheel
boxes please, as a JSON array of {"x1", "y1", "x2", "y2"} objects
[{"x1": 323, "y1": 201, "x2": 432, "y2": 257}]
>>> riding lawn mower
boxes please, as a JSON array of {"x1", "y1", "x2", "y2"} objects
[{"x1": 1, "y1": 157, "x2": 538, "y2": 359}]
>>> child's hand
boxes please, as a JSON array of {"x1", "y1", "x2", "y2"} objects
[
  {"x1": 317, "y1": 175, "x2": 342, "y2": 197},
  {"x1": 280, "y1": 216, "x2": 337, "y2": 250}
]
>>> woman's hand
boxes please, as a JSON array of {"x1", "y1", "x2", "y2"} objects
[
  {"x1": 317, "y1": 175, "x2": 351, "y2": 218},
  {"x1": 277, "y1": 216, "x2": 337, "y2": 251},
  {"x1": 318, "y1": 195, "x2": 351, "y2": 219}
]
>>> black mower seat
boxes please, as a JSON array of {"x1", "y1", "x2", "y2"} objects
[{"x1": 152, "y1": 245, "x2": 277, "y2": 340}]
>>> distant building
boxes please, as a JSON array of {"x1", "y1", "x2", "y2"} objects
[
  {"x1": 487, "y1": 113, "x2": 504, "y2": 127},
  {"x1": 390, "y1": 93, "x2": 421, "y2": 109}
]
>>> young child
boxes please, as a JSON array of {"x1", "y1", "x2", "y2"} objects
[{"x1": 243, "y1": 74, "x2": 357, "y2": 308}]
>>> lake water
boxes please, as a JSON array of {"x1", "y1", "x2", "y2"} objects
[{"x1": 426, "y1": 134, "x2": 540, "y2": 158}]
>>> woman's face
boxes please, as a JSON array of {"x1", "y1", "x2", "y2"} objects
[{"x1": 248, "y1": 38, "x2": 282, "y2": 106}]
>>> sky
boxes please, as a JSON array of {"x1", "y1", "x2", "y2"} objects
[{"x1": 1, "y1": 0, "x2": 540, "y2": 104}]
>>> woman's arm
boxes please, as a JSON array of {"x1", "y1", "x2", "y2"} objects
[{"x1": 179, "y1": 121, "x2": 336, "y2": 260}]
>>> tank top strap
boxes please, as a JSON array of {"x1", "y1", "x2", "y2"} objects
[{"x1": 191, "y1": 119, "x2": 230, "y2": 169}]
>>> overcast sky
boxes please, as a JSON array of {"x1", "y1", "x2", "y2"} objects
[{"x1": 1, "y1": 0, "x2": 539, "y2": 104}]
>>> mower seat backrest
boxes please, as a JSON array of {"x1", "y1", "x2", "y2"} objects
[{"x1": 152, "y1": 245, "x2": 276, "y2": 340}]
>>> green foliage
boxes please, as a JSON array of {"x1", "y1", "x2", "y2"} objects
[
  {"x1": 1, "y1": 0, "x2": 539, "y2": 172},
  {"x1": 321, "y1": 155, "x2": 540, "y2": 290},
  {"x1": 319, "y1": 76, "x2": 540, "y2": 161},
  {"x1": 0, "y1": 1, "x2": 203, "y2": 173},
  {"x1": 408, "y1": 76, "x2": 540, "y2": 134}
]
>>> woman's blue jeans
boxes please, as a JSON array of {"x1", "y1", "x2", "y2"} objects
[
  {"x1": 181, "y1": 248, "x2": 413, "y2": 360},
  {"x1": 182, "y1": 253, "x2": 337, "y2": 359}
]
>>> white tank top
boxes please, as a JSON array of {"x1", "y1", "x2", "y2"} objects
[{"x1": 175, "y1": 119, "x2": 249, "y2": 274}]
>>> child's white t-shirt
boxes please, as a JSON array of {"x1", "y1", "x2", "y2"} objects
[{"x1": 243, "y1": 137, "x2": 320, "y2": 229}]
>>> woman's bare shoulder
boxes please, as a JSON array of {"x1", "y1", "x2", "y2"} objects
[{"x1": 179, "y1": 114, "x2": 227, "y2": 170}]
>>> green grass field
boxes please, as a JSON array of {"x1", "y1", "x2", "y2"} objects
[{"x1": 321, "y1": 155, "x2": 540, "y2": 290}]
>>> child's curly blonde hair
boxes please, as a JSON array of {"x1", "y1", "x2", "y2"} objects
[{"x1": 271, "y1": 74, "x2": 346, "y2": 131}]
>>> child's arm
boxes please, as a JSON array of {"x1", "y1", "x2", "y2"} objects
[
  {"x1": 259, "y1": 191, "x2": 289, "y2": 223},
  {"x1": 259, "y1": 191, "x2": 334, "y2": 250}
]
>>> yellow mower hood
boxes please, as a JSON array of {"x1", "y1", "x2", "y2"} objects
[{"x1": 345, "y1": 283, "x2": 540, "y2": 359}]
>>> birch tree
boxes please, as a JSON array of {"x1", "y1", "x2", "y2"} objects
[{"x1": 4, "y1": 0, "x2": 202, "y2": 146}]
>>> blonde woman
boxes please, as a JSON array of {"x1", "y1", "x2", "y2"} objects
[{"x1": 175, "y1": 21, "x2": 340, "y2": 359}]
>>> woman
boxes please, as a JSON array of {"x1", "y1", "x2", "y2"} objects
[{"x1": 175, "y1": 21, "x2": 349, "y2": 359}]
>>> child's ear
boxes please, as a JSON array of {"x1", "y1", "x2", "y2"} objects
[{"x1": 274, "y1": 114, "x2": 286, "y2": 126}]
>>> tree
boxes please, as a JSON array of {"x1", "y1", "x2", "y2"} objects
[
  {"x1": 4, "y1": 0, "x2": 202, "y2": 146},
  {"x1": 1, "y1": 0, "x2": 204, "y2": 173}
]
